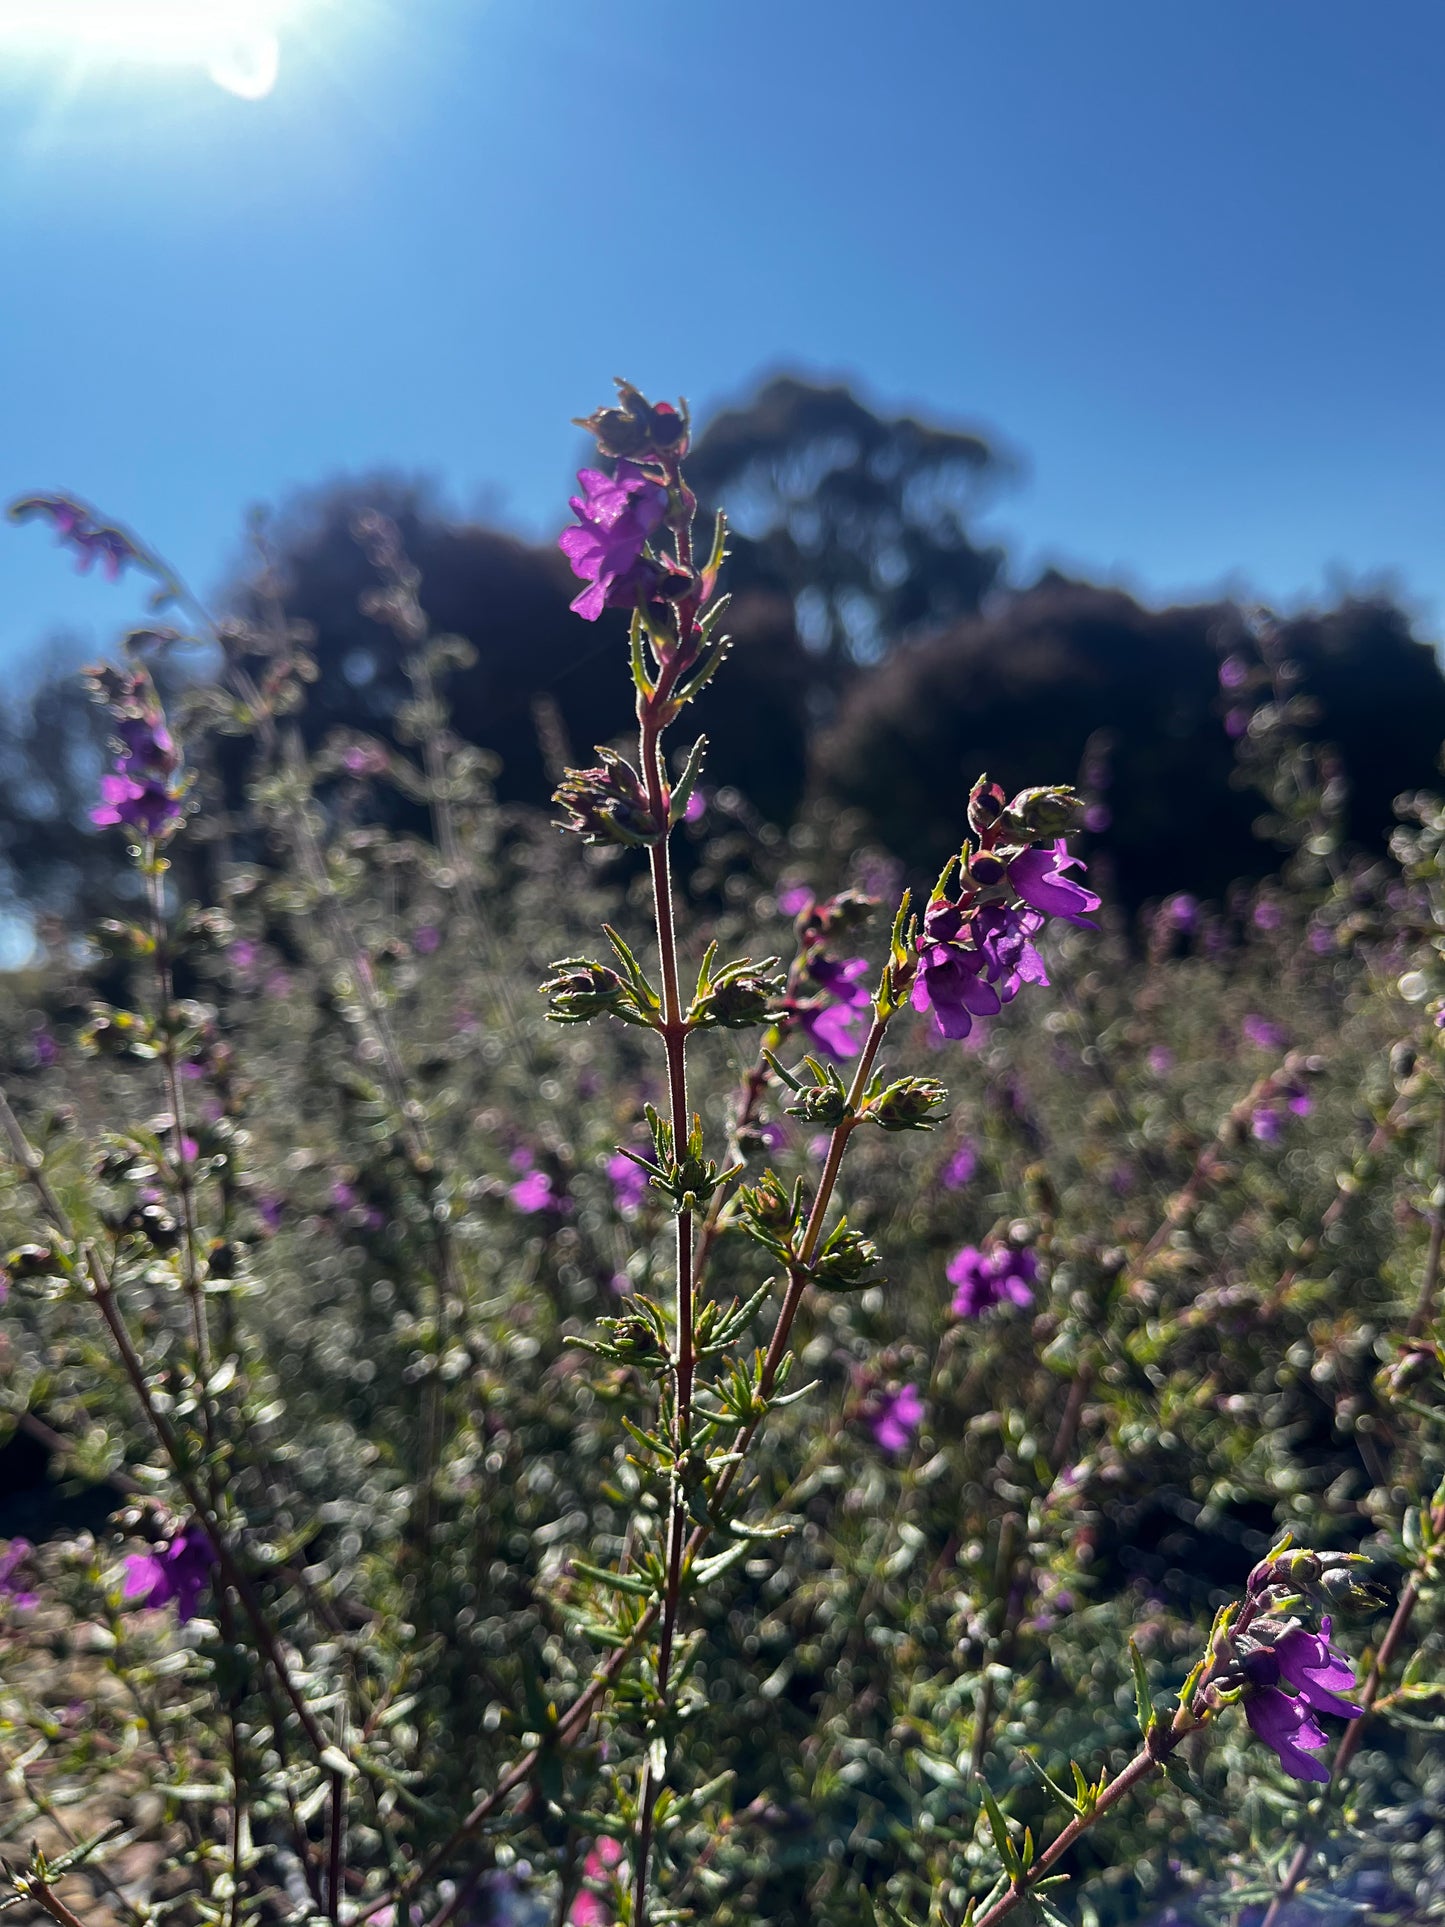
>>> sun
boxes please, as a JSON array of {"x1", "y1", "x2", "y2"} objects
[{"x1": 0, "y1": 0, "x2": 304, "y2": 98}]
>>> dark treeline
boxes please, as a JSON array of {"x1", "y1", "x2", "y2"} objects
[{"x1": 5, "y1": 373, "x2": 1445, "y2": 924}]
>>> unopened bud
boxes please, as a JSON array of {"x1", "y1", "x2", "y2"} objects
[
  {"x1": 1003, "y1": 786, "x2": 1086, "y2": 842},
  {"x1": 867, "y1": 1076, "x2": 949, "y2": 1133},
  {"x1": 542, "y1": 959, "x2": 629, "y2": 1024},
  {"x1": 786, "y1": 1081, "x2": 851, "y2": 1127},
  {"x1": 575, "y1": 381, "x2": 689, "y2": 463},
  {"x1": 691, "y1": 964, "x2": 784, "y2": 1031},
  {"x1": 967, "y1": 775, "x2": 1008, "y2": 836},
  {"x1": 554, "y1": 749, "x2": 659, "y2": 847}
]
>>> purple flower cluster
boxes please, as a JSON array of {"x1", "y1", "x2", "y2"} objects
[
  {"x1": 869, "y1": 1383, "x2": 924, "y2": 1454},
  {"x1": 0, "y1": 1538, "x2": 39, "y2": 1611},
  {"x1": 1243, "y1": 1617, "x2": 1360, "y2": 1782},
  {"x1": 11, "y1": 494, "x2": 140, "y2": 581},
  {"x1": 123, "y1": 1520, "x2": 216, "y2": 1623},
  {"x1": 948, "y1": 1243, "x2": 1037, "y2": 1318},
  {"x1": 1251, "y1": 1079, "x2": 1312, "y2": 1142},
  {"x1": 91, "y1": 683, "x2": 185, "y2": 840},
  {"x1": 939, "y1": 1140, "x2": 978, "y2": 1190},
  {"x1": 913, "y1": 840, "x2": 1098, "y2": 1042},
  {"x1": 509, "y1": 1148, "x2": 567, "y2": 1215},
  {"x1": 559, "y1": 464, "x2": 669, "y2": 621}
]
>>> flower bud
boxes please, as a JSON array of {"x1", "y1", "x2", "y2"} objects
[
  {"x1": 786, "y1": 1082, "x2": 851, "y2": 1127},
  {"x1": 811, "y1": 1218, "x2": 885, "y2": 1292},
  {"x1": 554, "y1": 749, "x2": 659, "y2": 847},
  {"x1": 690, "y1": 964, "x2": 784, "y2": 1031},
  {"x1": 1003, "y1": 785, "x2": 1086, "y2": 842},
  {"x1": 967, "y1": 775, "x2": 1008, "y2": 837},
  {"x1": 801, "y1": 890, "x2": 876, "y2": 944},
  {"x1": 866, "y1": 1076, "x2": 949, "y2": 1133},
  {"x1": 542, "y1": 959, "x2": 629, "y2": 1024},
  {"x1": 737, "y1": 1171, "x2": 803, "y2": 1258},
  {"x1": 575, "y1": 381, "x2": 689, "y2": 463}
]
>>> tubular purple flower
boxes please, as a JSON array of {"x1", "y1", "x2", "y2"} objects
[
  {"x1": 1240, "y1": 1618, "x2": 1359, "y2": 1782},
  {"x1": 1006, "y1": 841, "x2": 1100, "y2": 925},
  {"x1": 122, "y1": 1521, "x2": 216, "y2": 1623},
  {"x1": 1244, "y1": 1677, "x2": 1331, "y2": 1783},
  {"x1": 807, "y1": 954, "x2": 872, "y2": 1009},
  {"x1": 558, "y1": 463, "x2": 669, "y2": 621},
  {"x1": 1274, "y1": 1617, "x2": 1362, "y2": 1721},
  {"x1": 796, "y1": 998, "x2": 866, "y2": 1060}
]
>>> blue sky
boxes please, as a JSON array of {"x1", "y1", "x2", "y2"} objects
[{"x1": 2, "y1": 0, "x2": 1442, "y2": 674}]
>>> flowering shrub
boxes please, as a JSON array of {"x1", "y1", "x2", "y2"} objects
[{"x1": 0, "y1": 389, "x2": 1444, "y2": 1927}]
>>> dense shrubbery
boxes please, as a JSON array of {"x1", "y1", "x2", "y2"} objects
[{"x1": 3, "y1": 390, "x2": 1445, "y2": 1927}]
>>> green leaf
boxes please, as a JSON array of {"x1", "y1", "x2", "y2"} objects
[
  {"x1": 978, "y1": 1780, "x2": 1022, "y2": 1879},
  {"x1": 570, "y1": 1560, "x2": 656, "y2": 1599},
  {"x1": 1129, "y1": 1638, "x2": 1157, "y2": 1740}
]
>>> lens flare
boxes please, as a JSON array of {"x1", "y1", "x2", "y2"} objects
[{"x1": 0, "y1": 0, "x2": 299, "y2": 98}]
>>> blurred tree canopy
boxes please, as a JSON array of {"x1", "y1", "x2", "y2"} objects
[
  {"x1": 812, "y1": 577, "x2": 1445, "y2": 903},
  {"x1": 4, "y1": 375, "x2": 1444, "y2": 927},
  {"x1": 688, "y1": 373, "x2": 1009, "y2": 670}
]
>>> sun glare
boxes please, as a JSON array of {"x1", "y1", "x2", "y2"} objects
[{"x1": 0, "y1": 0, "x2": 302, "y2": 98}]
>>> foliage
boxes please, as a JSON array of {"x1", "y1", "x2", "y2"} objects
[{"x1": 2, "y1": 393, "x2": 1445, "y2": 1927}]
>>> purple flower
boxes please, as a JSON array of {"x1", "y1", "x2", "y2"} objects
[
  {"x1": 330, "y1": 1179, "x2": 359, "y2": 1211},
  {"x1": 1243, "y1": 1014, "x2": 1286, "y2": 1051},
  {"x1": 1219, "y1": 654, "x2": 1249, "y2": 690},
  {"x1": 870, "y1": 1384, "x2": 924, "y2": 1454},
  {"x1": 683, "y1": 789, "x2": 707, "y2": 823},
  {"x1": 795, "y1": 954, "x2": 872, "y2": 1058},
  {"x1": 0, "y1": 1538, "x2": 39, "y2": 1611},
  {"x1": 257, "y1": 1193, "x2": 285, "y2": 1232},
  {"x1": 1225, "y1": 707, "x2": 1250, "y2": 739},
  {"x1": 558, "y1": 463, "x2": 668, "y2": 621},
  {"x1": 607, "y1": 1152, "x2": 650, "y2": 1216},
  {"x1": 940, "y1": 1141, "x2": 978, "y2": 1190},
  {"x1": 413, "y1": 924, "x2": 441, "y2": 955},
  {"x1": 796, "y1": 999, "x2": 865, "y2": 1060},
  {"x1": 1006, "y1": 841, "x2": 1101, "y2": 926},
  {"x1": 1251, "y1": 1080, "x2": 1310, "y2": 1141},
  {"x1": 948, "y1": 1243, "x2": 1037, "y2": 1318},
  {"x1": 91, "y1": 697, "x2": 184, "y2": 840},
  {"x1": 1147, "y1": 1046, "x2": 1174, "y2": 1076},
  {"x1": 912, "y1": 898, "x2": 1049, "y2": 1042},
  {"x1": 1163, "y1": 894, "x2": 1198, "y2": 932},
  {"x1": 123, "y1": 1521, "x2": 216, "y2": 1623},
  {"x1": 1243, "y1": 1618, "x2": 1359, "y2": 1783},
  {"x1": 777, "y1": 884, "x2": 813, "y2": 917},
  {"x1": 510, "y1": 1170, "x2": 562, "y2": 1214},
  {"x1": 1253, "y1": 899, "x2": 1284, "y2": 932},
  {"x1": 30, "y1": 1026, "x2": 57, "y2": 1068},
  {"x1": 1276, "y1": 1618, "x2": 1362, "y2": 1719},
  {"x1": 12, "y1": 494, "x2": 141, "y2": 582}
]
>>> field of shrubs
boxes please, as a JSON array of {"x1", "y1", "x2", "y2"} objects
[{"x1": 3, "y1": 387, "x2": 1445, "y2": 1927}]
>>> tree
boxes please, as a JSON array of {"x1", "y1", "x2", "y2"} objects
[
  {"x1": 813, "y1": 578, "x2": 1445, "y2": 909},
  {"x1": 688, "y1": 374, "x2": 1010, "y2": 671}
]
